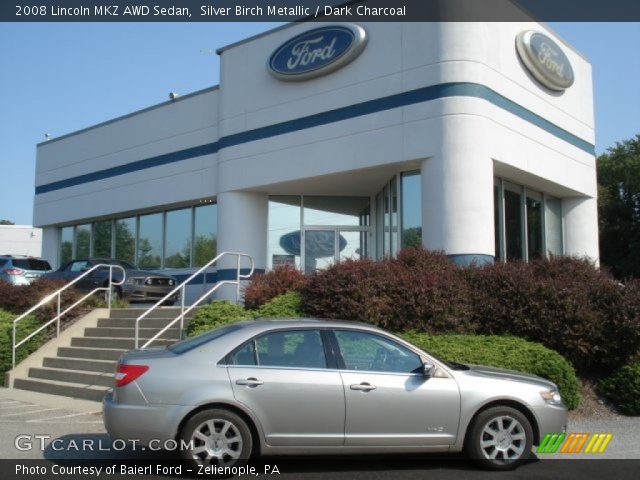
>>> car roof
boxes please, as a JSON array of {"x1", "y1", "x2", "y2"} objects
[{"x1": 232, "y1": 318, "x2": 386, "y2": 333}]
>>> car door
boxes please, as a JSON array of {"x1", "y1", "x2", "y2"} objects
[
  {"x1": 226, "y1": 328, "x2": 345, "y2": 447},
  {"x1": 331, "y1": 329, "x2": 461, "y2": 447}
]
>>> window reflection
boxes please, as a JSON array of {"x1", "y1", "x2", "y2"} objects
[
  {"x1": 115, "y1": 217, "x2": 136, "y2": 264},
  {"x1": 401, "y1": 171, "x2": 422, "y2": 249},
  {"x1": 137, "y1": 213, "x2": 162, "y2": 269},
  {"x1": 165, "y1": 208, "x2": 191, "y2": 268},
  {"x1": 193, "y1": 204, "x2": 217, "y2": 267},
  {"x1": 75, "y1": 224, "x2": 91, "y2": 259},
  {"x1": 268, "y1": 196, "x2": 301, "y2": 270},
  {"x1": 504, "y1": 185, "x2": 523, "y2": 261},
  {"x1": 60, "y1": 227, "x2": 73, "y2": 266},
  {"x1": 526, "y1": 191, "x2": 543, "y2": 260},
  {"x1": 93, "y1": 221, "x2": 112, "y2": 258},
  {"x1": 303, "y1": 196, "x2": 370, "y2": 226}
]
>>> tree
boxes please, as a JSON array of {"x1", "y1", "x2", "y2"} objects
[
  {"x1": 597, "y1": 134, "x2": 640, "y2": 278},
  {"x1": 0, "y1": 220, "x2": 14, "y2": 225}
]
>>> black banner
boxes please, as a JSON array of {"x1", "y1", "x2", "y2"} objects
[{"x1": 3, "y1": 0, "x2": 640, "y2": 22}]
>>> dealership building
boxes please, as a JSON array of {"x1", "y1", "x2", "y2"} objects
[{"x1": 33, "y1": 21, "x2": 598, "y2": 301}]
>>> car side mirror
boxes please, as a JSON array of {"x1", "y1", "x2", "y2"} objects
[{"x1": 422, "y1": 363, "x2": 435, "y2": 377}]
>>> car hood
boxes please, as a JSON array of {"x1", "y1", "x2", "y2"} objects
[
  {"x1": 126, "y1": 269, "x2": 176, "y2": 280},
  {"x1": 459, "y1": 364, "x2": 557, "y2": 390}
]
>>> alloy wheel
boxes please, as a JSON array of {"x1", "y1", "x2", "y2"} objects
[
  {"x1": 479, "y1": 415, "x2": 526, "y2": 462},
  {"x1": 190, "y1": 418, "x2": 243, "y2": 466}
]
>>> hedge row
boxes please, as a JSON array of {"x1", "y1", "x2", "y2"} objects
[
  {"x1": 0, "y1": 279, "x2": 83, "y2": 323},
  {"x1": 0, "y1": 309, "x2": 44, "y2": 375},
  {"x1": 599, "y1": 362, "x2": 640, "y2": 415}
]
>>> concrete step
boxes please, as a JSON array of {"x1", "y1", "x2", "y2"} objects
[
  {"x1": 108, "y1": 308, "x2": 195, "y2": 319},
  {"x1": 13, "y1": 378, "x2": 108, "y2": 402},
  {"x1": 28, "y1": 367, "x2": 115, "y2": 388},
  {"x1": 58, "y1": 346, "x2": 126, "y2": 361},
  {"x1": 84, "y1": 326, "x2": 180, "y2": 339},
  {"x1": 71, "y1": 337, "x2": 174, "y2": 349},
  {"x1": 97, "y1": 317, "x2": 184, "y2": 328},
  {"x1": 42, "y1": 357, "x2": 117, "y2": 373}
]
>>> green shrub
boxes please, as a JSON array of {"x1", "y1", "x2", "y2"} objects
[
  {"x1": 186, "y1": 301, "x2": 252, "y2": 337},
  {"x1": 400, "y1": 331, "x2": 581, "y2": 410},
  {"x1": 0, "y1": 309, "x2": 44, "y2": 375},
  {"x1": 599, "y1": 362, "x2": 640, "y2": 415},
  {"x1": 254, "y1": 292, "x2": 304, "y2": 318}
]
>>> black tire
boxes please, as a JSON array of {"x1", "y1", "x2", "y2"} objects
[
  {"x1": 465, "y1": 406, "x2": 533, "y2": 470},
  {"x1": 179, "y1": 409, "x2": 253, "y2": 469}
]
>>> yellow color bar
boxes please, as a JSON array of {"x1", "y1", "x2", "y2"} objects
[
  {"x1": 598, "y1": 434, "x2": 613, "y2": 453},
  {"x1": 585, "y1": 434, "x2": 599, "y2": 453}
]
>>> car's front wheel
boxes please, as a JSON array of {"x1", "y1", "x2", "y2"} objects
[
  {"x1": 466, "y1": 406, "x2": 533, "y2": 470},
  {"x1": 180, "y1": 409, "x2": 253, "y2": 468}
]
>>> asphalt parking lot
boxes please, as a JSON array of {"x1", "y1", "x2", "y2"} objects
[{"x1": 1, "y1": 388, "x2": 639, "y2": 480}]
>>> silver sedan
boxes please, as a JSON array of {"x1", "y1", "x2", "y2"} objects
[{"x1": 103, "y1": 319, "x2": 567, "y2": 470}]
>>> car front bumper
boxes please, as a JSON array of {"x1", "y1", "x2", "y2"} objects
[
  {"x1": 121, "y1": 285, "x2": 180, "y2": 303},
  {"x1": 533, "y1": 404, "x2": 568, "y2": 443}
]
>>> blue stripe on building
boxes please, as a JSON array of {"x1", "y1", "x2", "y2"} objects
[{"x1": 35, "y1": 82, "x2": 595, "y2": 195}]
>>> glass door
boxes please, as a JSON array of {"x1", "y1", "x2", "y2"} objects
[{"x1": 302, "y1": 227, "x2": 368, "y2": 274}]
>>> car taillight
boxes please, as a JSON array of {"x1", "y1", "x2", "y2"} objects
[
  {"x1": 3, "y1": 268, "x2": 24, "y2": 276},
  {"x1": 115, "y1": 364, "x2": 149, "y2": 387}
]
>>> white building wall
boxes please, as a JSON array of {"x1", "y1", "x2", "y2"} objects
[{"x1": 0, "y1": 226, "x2": 43, "y2": 257}]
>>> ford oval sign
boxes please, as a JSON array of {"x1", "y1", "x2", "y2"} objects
[
  {"x1": 268, "y1": 25, "x2": 367, "y2": 81},
  {"x1": 516, "y1": 30, "x2": 575, "y2": 92}
]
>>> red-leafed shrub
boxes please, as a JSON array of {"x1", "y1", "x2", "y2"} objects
[
  {"x1": 298, "y1": 249, "x2": 640, "y2": 373},
  {"x1": 301, "y1": 249, "x2": 472, "y2": 333},
  {"x1": 0, "y1": 278, "x2": 83, "y2": 323},
  {"x1": 243, "y1": 266, "x2": 309, "y2": 309}
]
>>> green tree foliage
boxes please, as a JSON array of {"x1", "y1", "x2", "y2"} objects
[
  {"x1": 0, "y1": 220, "x2": 14, "y2": 225},
  {"x1": 598, "y1": 134, "x2": 640, "y2": 278}
]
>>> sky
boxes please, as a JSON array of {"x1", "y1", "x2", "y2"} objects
[{"x1": 0, "y1": 22, "x2": 638, "y2": 226}]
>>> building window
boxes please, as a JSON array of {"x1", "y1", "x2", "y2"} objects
[
  {"x1": 93, "y1": 220, "x2": 113, "y2": 258},
  {"x1": 164, "y1": 208, "x2": 191, "y2": 268},
  {"x1": 59, "y1": 227, "x2": 73, "y2": 266},
  {"x1": 75, "y1": 224, "x2": 91, "y2": 259},
  {"x1": 401, "y1": 171, "x2": 422, "y2": 249},
  {"x1": 137, "y1": 213, "x2": 162, "y2": 269},
  {"x1": 267, "y1": 196, "x2": 301, "y2": 270},
  {"x1": 494, "y1": 178, "x2": 564, "y2": 262},
  {"x1": 193, "y1": 204, "x2": 217, "y2": 267},
  {"x1": 57, "y1": 203, "x2": 218, "y2": 270},
  {"x1": 115, "y1": 217, "x2": 136, "y2": 264}
]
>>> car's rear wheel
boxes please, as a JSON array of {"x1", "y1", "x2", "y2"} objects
[
  {"x1": 180, "y1": 409, "x2": 252, "y2": 468},
  {"x1": 465, "y1": 406, "x2": 533, "y2": 470}
]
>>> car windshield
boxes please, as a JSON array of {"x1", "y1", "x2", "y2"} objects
[
  {"x1": 12, "y1": 259, "x2": 51, "y2": 271},
  {"x1": 168, "y1": 324, "x2": 242, "y2": 354}
]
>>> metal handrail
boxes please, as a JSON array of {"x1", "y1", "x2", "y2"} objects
[
  {"x1": 134, "y1": 251, "x2": 254, "y2": 349},
  {"x1": 11, "y1": 264, "x2": 126, "y2": 368}
]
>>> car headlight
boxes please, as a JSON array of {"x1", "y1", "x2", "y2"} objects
[
  {"x1": 145, "y1": 278, "x2": 153, "y2": 285},
  {"x1": 540, "y1": 389, "x2": 563, "y2": 405},
  {"x1": 168, "y1": 279, "x2": 175, "y2": 286}
]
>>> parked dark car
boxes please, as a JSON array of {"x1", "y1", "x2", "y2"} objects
[
  {"x1": 44, "y1": 258, "x2": 179, "y2": 305},
  {"x1": 0, "y1": 255, "x2": 52, "y2": 285}
]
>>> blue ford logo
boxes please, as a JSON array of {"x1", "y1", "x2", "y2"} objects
[
  {"x1": 280, "y1": 231, "x2": 347, "y2": 258},
  {"x1": 268, "y1": 25, "x2": 367, "y2": 81},
  {"x1": 516, "y1": 30, "x2": 574, "y2": 92}
]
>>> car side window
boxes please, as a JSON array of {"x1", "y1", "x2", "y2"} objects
[
  {"x1": 334, "y1": 330, "x2": 422, "y2": 374},
  {"x1": 254, "y1": 330, "x2": 327, "y2": 369},
  {"x1": 230, "y1": 342, "x2": 257, "y2": 366},
  {"x1": 69, "y1": 261, "x2": 88, "y2": 272}
]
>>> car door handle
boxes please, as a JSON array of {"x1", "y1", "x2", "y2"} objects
[
  {"x1": 350, "y1": 382, "x2": 377, "y2": 391},
  {"x1": 235, "y1": 378, "x2": 264, "y2": 386}
]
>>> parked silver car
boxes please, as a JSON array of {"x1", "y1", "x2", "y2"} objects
[
  {"x1": 0, "y1": 255, "x2": 52, "y2": 285},
  {"x1": 103, "y1": 319, "x2": 567, "y2": 470}
]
